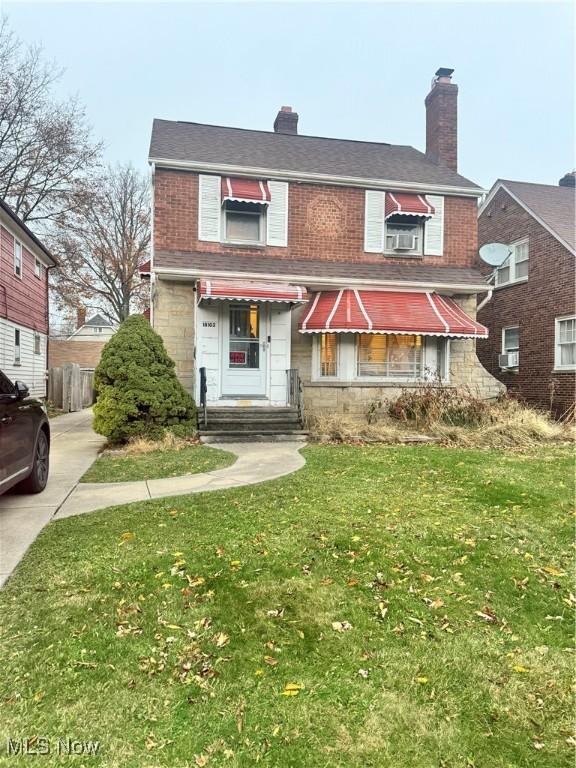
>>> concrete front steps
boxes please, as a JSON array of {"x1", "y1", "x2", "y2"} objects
[{"x1": 199, "y1": 406, "x2": 307, "y2": 443}]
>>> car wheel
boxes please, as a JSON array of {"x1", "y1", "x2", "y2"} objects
[{"x1": 18, "y1": 429, "x2": 50, "y2": 494}]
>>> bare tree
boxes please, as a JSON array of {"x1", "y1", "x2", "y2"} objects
[
  {"x1": 0, "y1": 17, "x2": 102, "y2": 224},
  {"x1": 50, "y1": 165, "x2": 151, "y2": 324}
]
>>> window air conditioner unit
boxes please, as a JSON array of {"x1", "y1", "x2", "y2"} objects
[
  {"x1": 499, "y1": 351, "x2": 519, "y2": 369},
  {"x1": 393, "y1": 234, "x2": 416, "y2": 251}
]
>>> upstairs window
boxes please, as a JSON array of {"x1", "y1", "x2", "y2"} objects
[
  {"x1": 35, "y1": 259, "x2": 43, "y2": 278},
  {"x1": 34, "y1": 332, "x2": 41, "y2": 355},
  {"x1": 221, "y1": 177, "x2": 270, "y2": 246},
  {"x1": 496, "y1": 239, "x2": 529, "y2": 286},
  {"x1": 385, "y1": 215, "x2": 423, "y2": 256},
  {"x1": 14, "y1": 241, "x2": 22, "y2": 278},
  {"x1": 555, "y1": 316, "x2": 576, "y2": 370},
  {"x1": 224, "y1": 200, "x2": 265, "y2": 244}
]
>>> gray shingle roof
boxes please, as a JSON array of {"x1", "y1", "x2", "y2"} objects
[
  {"x1": 153, "y1": 251, "x2": 488, "y2": 290},
  {"x1": 85, "y1": 313, "x2": 113, "y2": 327},
  {"x1": 149, "y1": 119, "x2": 482, "y2": 191},
  {"x1": 499, "y1": 180, "x2": 576, "y2": 251}
]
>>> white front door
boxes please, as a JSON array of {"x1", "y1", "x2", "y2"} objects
[{"x1": 222, "y1": 303, "x2": 267, "y2": 396}]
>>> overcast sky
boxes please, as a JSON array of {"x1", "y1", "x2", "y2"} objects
[{"x1": 4, "y1": 1, "x2": 574, "y2": 190}]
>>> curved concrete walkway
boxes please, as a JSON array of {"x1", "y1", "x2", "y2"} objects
[
  {"x1": 55, "y1": 441, "x2": 306, "y2": 519},
  {"x1": 0, "y1": 408, "x2": 306, "y2": 587}
]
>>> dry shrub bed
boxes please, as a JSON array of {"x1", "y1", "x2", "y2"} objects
[
  {"x1": 104, "y1": 431, "x2": 197, "y2": 457},
  {"x1": 306, "y1": 388, "x2": 573, "y2": 449}
]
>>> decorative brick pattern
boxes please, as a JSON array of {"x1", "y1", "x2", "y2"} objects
[
  {"x1": 477, "y1": 187, "x2": 575, "y2": 416},
  {"x1": 153, "y1": 169, "x2": 479, "y2": 267}
]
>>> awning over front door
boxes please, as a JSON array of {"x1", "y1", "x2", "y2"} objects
[
  {"x1": 198, "y1": 278, "x2": 309, "y2": 304},
  {"x1": 299, "y1": 289, "x2": 488, "y2": 338}
]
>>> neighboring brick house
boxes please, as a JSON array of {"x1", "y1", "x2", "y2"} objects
[
  {"x1": 477, "y1": 175, "x2": 576, "y2": 417},
  {"x1": 0, "y1": 199, "x2": 57, "y2": 396},
  {"x1": 147, "y1": 68, "x2": 502, "y2": 420}
]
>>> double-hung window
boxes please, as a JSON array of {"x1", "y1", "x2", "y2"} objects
[
  {"x1": 223, "y1": 200, "x2": 265, "y2": 244},
  {"x1": 555, "y1": 316, "x2": 576, "y2": 370},
  {"x1": 496, "y1": 239, "x2": 529, "y2": 286},
  {"x1": 501, "y1": 326, "x2": 520, "y2": 368},
  {"x1": 34, "y1": 332, "x2": 41, "y2": 355},
  {"x1": 14, "y1": 241, "x2": 22, "y2": 278},
  {"x1": 35, "y1": 259, "x2": 43, "y2": 278}
]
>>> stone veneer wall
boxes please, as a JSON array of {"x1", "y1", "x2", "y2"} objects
[
  {"x1": 153, "y1": 278, "x2": 195, "y2": 394},
  {"x1": 291, "y1": 296, "x2": 504, "y2": 418}
]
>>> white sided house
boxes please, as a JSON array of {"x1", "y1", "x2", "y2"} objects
[
  {"x1": 67, "y1": 313, "x2": 117, "y2": 343},
  {"x1": 0, "y1": 199, "x2": 56, "y2": 397}
]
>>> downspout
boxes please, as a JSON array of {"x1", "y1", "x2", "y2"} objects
[
  {"x1": 477, "y1": 287, "x2": 493, "y2": 312},
  {"x1": 45, "y1": 264, "x2": 58, "y2": 399}
]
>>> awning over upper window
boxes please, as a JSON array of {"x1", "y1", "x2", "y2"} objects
[
  {"x1": 299, "y1": 289, "x2": 487, "y2": 338},
  {"x1": 221, "y1": 177, "x2": 271, "y2": 205},
  {"x1": 385, "y1": 193, "x2": 435, "y2": 219},
  {"x1": 198, "y1": 278, "x2": 308, "y2": 303}
]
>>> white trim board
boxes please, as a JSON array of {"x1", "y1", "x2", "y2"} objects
[
  {"x1": 149, "y1": 157, "x2": 485, "y2": 199},
  {"x1": 479, "y1": 181, "x2": 576, "y2": 256}
]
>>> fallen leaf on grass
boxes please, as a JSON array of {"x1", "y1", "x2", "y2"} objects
[
  {"x1": 512, "y1": 664, "x2": 530, "y2": 673},
  {"x1": 415, "y1": 676, "x2": 428, "y2": 684},
  {"x1": 264, "y1": 656, "x2": 278, "y2": 666},
  {"x1": 319, "y1": 577, "x2": 334, "y2": 586},
  {"x1": 267, "y1": 608, "x2": 285, "y2": 618},
  {"x1": 213, "y1": 632, "x2": 230, "y2": 648},
  {"x1": 358, "y1": 669, "x2": 369, "y2": 679},
  {"x1": 119, "y1": 531, "x2": 135, "y2": 545},
  {"x1": 195, "y1": 755, "x2": 209, "y2": 767},
  {"x1": 281, "y1": 682, "x2": 304, "y2": 696},
  {"x1": 332, "y1": 621, "x2": 353, "y2": 632}
]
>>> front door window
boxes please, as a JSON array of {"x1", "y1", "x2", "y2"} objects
[{"x1": 229, "y1": 304, "x2": 260, "y2": 369}]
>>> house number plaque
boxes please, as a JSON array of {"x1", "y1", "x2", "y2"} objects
[{"x1": 202, "y1": 321, "x2": 216, "y2": 327}]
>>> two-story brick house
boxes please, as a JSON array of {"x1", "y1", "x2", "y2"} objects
[
  {"x1": 147, "y1": 69, "x2": 501, "y2": 426},
  {"x1": 477, "y1": 174, "x2": 575, "y2": 417},
  {"x1": 0, "y1": 199, "x2": 56, "y2": 397}
]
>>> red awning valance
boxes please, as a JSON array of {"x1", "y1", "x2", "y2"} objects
[
  {"x1": 299, "y1": 290, "x2": 487, "y2": 338},
  {"x1": 199, "y1": 278, "x2": 308, "y2": 304},
  {"x1": 221, "y1": 177, "x2": 271, "y2": 204},
  {"x1": 385, "y1": 193, "x2": 435, "y2": 219}
]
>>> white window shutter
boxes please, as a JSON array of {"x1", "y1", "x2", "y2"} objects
[
  {"x1": 198, "y1": 174, "x2": 222, "y2": 242},
  {"x1": 266, "y1": 181, "x2": 288, "y2": 247},
  {"x1": 424, "y1": 195, "x2": 444, "y2": 256},
  {"x1": 364, "y1": 190, "x2": 385, "y2": 252}
]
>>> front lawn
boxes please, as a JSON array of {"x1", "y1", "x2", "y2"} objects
[
  {"x1": 0, "y1": 445, "x2": 573, "y2": 767},
  {"x1": 80, "y1": 444, "x2": 235, "y2": 483}
]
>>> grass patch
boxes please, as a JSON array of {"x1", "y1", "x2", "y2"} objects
[
  {"x1": 81, "y1": 440, "x2": 235, "y2": 483},
  {"x1": 1, "y1": 444, "x2": 574, "y2": 767}
]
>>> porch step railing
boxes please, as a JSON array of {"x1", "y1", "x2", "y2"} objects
[
  {"x1": 199, "y1": 366, "x2": 208, "y2": 428},
  {"x1": 286, "y1": 368, "x2": 303, "y2": 425}
]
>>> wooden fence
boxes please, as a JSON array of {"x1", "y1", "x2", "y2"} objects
[{"x1": 48, "y1": 364, "x2": 95, "y2": 411}]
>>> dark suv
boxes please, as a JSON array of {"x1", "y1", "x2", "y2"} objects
[{"x1": 0, "y1": 370, "x2": 50, "y2": 495}]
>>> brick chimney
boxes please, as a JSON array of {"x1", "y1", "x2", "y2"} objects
[
  {"x1": 76, "y1": 306, "x2": 86, "y2": 329},
  {"x1": 425, "y1": 68, "x2": 458, "y2": 171},
  {"x1": 559, "y1": 171, "x2": 575, "y2": 187},
  {"x1": 274, "y1": 106, "x2": 298, "y2": 135}
]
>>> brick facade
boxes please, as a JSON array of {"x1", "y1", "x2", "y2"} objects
[
  {"x1": 477, "y1": 186, "x2": 575, "y2": 416},
  {"x1": 153, "y1": 168, "x2": 478, "y2": 268},
  {"x1": 48, "y1": 340, "x2": 107, "y2": 370}
]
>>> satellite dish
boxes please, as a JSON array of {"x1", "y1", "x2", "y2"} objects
[{"x1": 479, "y1": 242, "x2": 512, "y2": 267}]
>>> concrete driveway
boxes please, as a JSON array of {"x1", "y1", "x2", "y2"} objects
[{"x1": 0, "y1": 409, "x2": 105, "y2": 587}]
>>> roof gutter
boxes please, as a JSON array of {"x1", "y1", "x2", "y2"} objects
[
  {"x1": 153, "y1": 265, "x2": 489, "y2": 295},
  {"x1": 149, "y1": 157, "x2": 485, "y2": 198}
]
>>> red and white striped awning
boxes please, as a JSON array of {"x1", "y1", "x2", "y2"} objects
[
  {"x1": 299, "y1": 289, "x2": 487, "y2": 338},
  {"x1": 385, "y1": 193, "x2": 435, "y2": 219},
  {"x1": 221, "y1": 177, "x2": 271, "y2": 205},
  {"x1": 198, "y1": 278, "x2": 308, "y2": 304}
]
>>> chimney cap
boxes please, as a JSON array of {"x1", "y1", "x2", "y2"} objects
[
  {"x1": 280, "y1": 106, "x2": 293, "y2": 113},
  {"x1": 435, "y1": 67, "x2": 454, "y2": 79}
]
